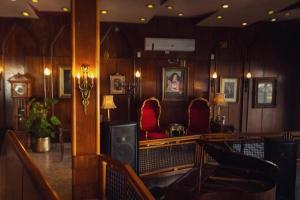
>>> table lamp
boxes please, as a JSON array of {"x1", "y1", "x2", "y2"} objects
[
  {"x1": 101, "y1": 95, "x2": 117, "y2": 121},
  {"x1": 213, "y1": 93, "x2": 227, "y2": 121}
]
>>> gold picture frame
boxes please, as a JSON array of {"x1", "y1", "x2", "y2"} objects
[
  {"x1": 162, "y1": 67, "x2": 188, "y2": 101},
  {"x1": 58, "y1": 66, "x2": 72, "y2": 98},
  {"x1": 110, "y1": 73, "x2": 125, "y2": 94}
]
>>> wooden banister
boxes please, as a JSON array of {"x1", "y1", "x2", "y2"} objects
[
  {"x1": 99, "y1": 155, "x2": 155, "y2": 200},
  {"x1": 3, "y1": 131, "x2": 60, "y2": 200}
]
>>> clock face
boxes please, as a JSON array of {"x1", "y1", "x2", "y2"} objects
[{"x1": 12, "y1": 83, "x2": 28, "y2": 97}]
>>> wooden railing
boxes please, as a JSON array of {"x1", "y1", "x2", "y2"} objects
[
  {"x1": 0, "y1": 131, "x2": 60, "y2": 200},
  {"x1": 99, "y1": 155, "x2": 155, "y2": 200},
  {"x1": 138, "y1": 132, "x2": 293, "y2": 177}
]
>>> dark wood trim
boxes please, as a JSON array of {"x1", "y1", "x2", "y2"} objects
[{"x1": 5, "y1": 130, "x2": 60, "y2": 200}]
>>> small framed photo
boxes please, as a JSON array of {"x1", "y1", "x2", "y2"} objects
[
  {"x1": 220, "y1": 77, "x2": 239, "y2": 103},
  {"x1": 253, "y1": 78, "x2": 276, "y2": 108},
  {"x1": 110, "y1": 73, "x2": 125, "y2": 94},
  {"x1": 58, "y1": 66, "x2": 72, "y2": 98},
  {"x1": 162, "y1": 67, "x2": 188, "y2": 101}
]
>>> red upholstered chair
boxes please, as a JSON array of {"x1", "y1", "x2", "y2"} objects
[
  {"x1": 186, "y1": 97, "x2": 210, "y2": 135},
  {"x1": 140, "y1": 97, "x2": 168, "y2": 140}
]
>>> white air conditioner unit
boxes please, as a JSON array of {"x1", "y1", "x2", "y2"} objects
[{"x1": 144, "y1": 38, "x2": 195, "y2": 52}]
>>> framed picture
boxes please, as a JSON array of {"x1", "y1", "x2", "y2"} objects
[
  {"x1": 110, "y1": 73, "x2": 125, "y2": 94},
  {"x1": 253, "y1": 78, "x2": 276, "y2": 108},
  {"x1": 220, "y1": 77, "x2": 239, "y2": 103},
  {"x1": 58, "y1": 66, "x2": 72, "y2": 98},
  {"x1": 162, "y1": 67, "x2": 188, "y2": 101}
]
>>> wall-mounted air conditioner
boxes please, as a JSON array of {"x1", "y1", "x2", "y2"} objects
[{"x1": 144, "y1": 37, "x2": 195, "y2": 52}]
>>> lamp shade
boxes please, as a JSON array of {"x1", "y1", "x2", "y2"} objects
[
  {"x1": 101, "y1": 95, "x2": 117, "y2": 109},
  {"x1": 213, "y1": 93, "x2": 227, "y2": 106}
]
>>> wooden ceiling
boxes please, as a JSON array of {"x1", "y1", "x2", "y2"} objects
[{"x1": 1, "y1": 0, "x2": 300, "y2": 27}]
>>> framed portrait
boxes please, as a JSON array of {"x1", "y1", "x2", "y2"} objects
[
  {"x1": 253, "y1": 78, "x2": 276, "y2": 108},
  {"x1": 110, "y1": 73, "x2": 125, "y2": 94},
  {"x1": 220, "y1": 77, "x2": 239, "y2": 103},
  {"x1": 162, "y1": 67, "x2": 188, "y2": 101},
  {"x1": 58, "y1": 66, "x2": 72, "y2": 98}
]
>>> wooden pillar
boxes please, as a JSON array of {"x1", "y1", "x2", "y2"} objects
[{"x1": 72, "y1": 0, "x2": 100, "y2": 199}]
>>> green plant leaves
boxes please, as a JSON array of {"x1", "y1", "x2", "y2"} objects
[{"x1": 26, "y1": 98, "x2": 61, "y2": 139}]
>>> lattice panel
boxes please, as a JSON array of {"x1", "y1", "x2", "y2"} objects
[
  {"x1": 139, "y1": 143, "x2": 196, "y2": 174},
  {"x1": 106, "y1": 165, "x2": 127, "y2": 200}
]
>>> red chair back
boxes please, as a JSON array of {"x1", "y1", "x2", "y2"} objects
[
  {"x1": 140, "y1": 97, "x2": 161, "y2": 132},
  {"x1": 188, "y1": 98, "x2": 210, "y2": 134}
]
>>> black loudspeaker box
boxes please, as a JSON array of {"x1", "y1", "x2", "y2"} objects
[
  {"x1": 264, "y1": 138, "x2": 297, "y2": 200},
  {"x1": 101, "y1": 121, "x2": 138, "y2": 173}
]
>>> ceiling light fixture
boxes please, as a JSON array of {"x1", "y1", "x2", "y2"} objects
[
  {"x1": 62, "y1": 7, "x2": 69, "y2": 12},
  {"x1": 242, "y1": 22, "x2": 247, "y2": 26},
  {"x1": 178, "y1": 13, "x2": 184, "y2": 17},
  {"x1": 101, "y1": 10, "x2": 108, "y2": 14},
  {"x1": 268, "y1": 10, "x2": 274, "y2": 15},
  {"x1": 271, "y1": 18, "x2": 277, "y2": 22},
  {"x1": 285, "y1": 12, "x2": 290, "y2": 16},
  {"x1": 146, "y1": 3, "x2": 154, "y2": 9},
  {"x1": 11, "y1": 0, "x2": 17, "y2": 2},
  {"x1": 22, "y1": 11, "x2": 30, "y2": 17},
  {"x1": 140, "y1": 17, "x2": 146, "y2": 22},
  {"x1": 32, "y1": 0, "x2": 38, "y2": 3},
  {"x1": 166, "y1": 5, "x2": 173, "y2": 10},
  {"x1": 222, "y1": 4, "x2": 229, "y2": 9},
  {"x1": 216, "y1": 15, "x2": 222, "y2": 20}
]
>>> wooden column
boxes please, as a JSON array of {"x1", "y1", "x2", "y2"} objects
[{"x1": 72, "y1": 0, "x2": 100, "y2": 199}]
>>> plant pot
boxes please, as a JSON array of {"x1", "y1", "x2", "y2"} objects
[{"x1": 35, "y1": 137, "x2": 51, "y2": 152}]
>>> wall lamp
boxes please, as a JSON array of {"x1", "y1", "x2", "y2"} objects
[
  {"x1": 76, "y1": 64, "x2": 94, "y2": 115},
  {"x1": 245, "y1": 71, "x2": 252, "y2": 92},
  {"x1": 0, "y1": 69, "x2": 3, "y2": 91}
]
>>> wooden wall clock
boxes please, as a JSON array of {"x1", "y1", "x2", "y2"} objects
[{"x1": 8, "y1": 73, "x2": 32, "y2": 131}]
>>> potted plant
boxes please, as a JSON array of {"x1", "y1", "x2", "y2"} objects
[{"x1": 26, "y1": 98, "x2": 61, "y2": 152}]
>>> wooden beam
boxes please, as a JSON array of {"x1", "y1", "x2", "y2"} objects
[{"x1": 71, "y1": 0, "x2": 100, "y2": 199}]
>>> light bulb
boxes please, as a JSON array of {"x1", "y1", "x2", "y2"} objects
[
  {"x1": 246, "y1": 72, "x2": 252, "y2": 79},
  {"x1": 135, "y1": 70, "x2": 141, "y2": 78},
  {"x1": 212, "y1": 71, "x2": 218, "y2": 79},
  {"x1": 44, "y1": 67, "x2": 51, "y2": 76}
]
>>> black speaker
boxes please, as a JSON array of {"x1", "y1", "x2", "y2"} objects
[
  {"x1": 264, "y1": 138, "x2": 297, "y2": 200},
  {"x1": 101, "y1": 121, "x2": 138, "y2": 173}
]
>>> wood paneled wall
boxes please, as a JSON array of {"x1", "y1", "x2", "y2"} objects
[
  {"x1": 0, "y1": 16, "x2": 71, "y2": 132},
  {"x1": 100, "y1": 18, "x2": 299, "y2": 133},
  {"x1": 0, "y1": 16, "x2": 298, "y2": 134}
]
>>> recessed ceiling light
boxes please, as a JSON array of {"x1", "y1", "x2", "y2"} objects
[
  {"x1": 166, "y1": 5, "x2": 173, "y2": 10},
  {"x1": 22, "y1": 11, "x2": 30, "y2": 17},
  {"x1": 140, "y1": 17, "x2": 146, "y2": 22},
  {"x1": 11, "y1": 0, "x2": 17, "y2": 2},
  {"x1": 216, "y1": 15, "x2": 222, "y2": 20},
  {"x1": 31, "y1": 0, "x2": 38, "y2": 3},
  {"x1": 271, "y1": 18, "x2": 277, "y2": 22},
  {"x1": 62, "y1": 7, "x2": 69, "y2": 12},
  {"x1": 222, "y1": 4, "x2": 229, "y2": 9},
  {"x1": 101, "y1": 10, "x2": 108, "y2": 14},
  {"x1": 242, "y1": 22, "x2": 247, "y2": 26},
  {"x1": 268, "y1": 10, "x2": 274, "y2": 15},
  {"x1": 285, "y1": 12, "x2": 290, "y2": 16},
  {"x1": 146, "y1": 3, "x2": 154, "y2": 9},
  {"x1": 178, "y1": 13, "x2": 184, "y2": 17}
]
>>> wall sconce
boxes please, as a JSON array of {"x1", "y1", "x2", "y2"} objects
[
  {"x1": 245, "y1": 71, "x2": 252, "y2": 92},
  {"x1": 135, "y1": 70, "x2": 141, "y2": 78},
  {"x1": 0, "y1": 69, "x2": 3, "y2": 91},
  {"x1": 76, "y1": 64, "x2": 94, "y2": 115},
  {"x1": 212, "y1": 71, "x2": 218, "y2": 79},
  {"x1": 44, "y1": 67, "x2": 51, "y2": 76}
]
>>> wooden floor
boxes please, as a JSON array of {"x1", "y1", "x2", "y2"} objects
[{"x1": 0, "y1": 157, "x2": 5, "y2": 200}]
